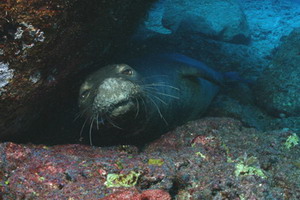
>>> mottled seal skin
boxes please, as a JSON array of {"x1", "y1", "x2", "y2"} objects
[{"x1": 79, "y1": 53, "x2": 223, "y2": 144}]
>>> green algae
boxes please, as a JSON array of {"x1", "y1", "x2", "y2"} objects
[
  {"x1": 148, "y1": 158, "x2": 164, "y2": 166},
  {"x1": 104, "y1": 171, "x2": 140, "y2": 188},
  {"x1": 284, "y1": 133, "x2": 299, "y2": 150},
  {"x1": 235, "y1": 162, "x2": 266, "y2": 178},
  {"x1": 195, "y1": 151, "x2": 206, "y2": 159},
  {"x1": 234, "y1": 156, "x2": 266, "y2": 179}
]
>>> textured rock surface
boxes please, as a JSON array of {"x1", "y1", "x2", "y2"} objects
[
  {"x1": 0, "y1": 118, "x2": 299, "y2": 199},
  {"x1": 162, "y1": 0, "x2": 250, "y2": 44},
  {"x1": 0, "y1": 0, "x2": 156, "y2": 140},
  {"x1": 254, "y1": 27, "x2": 300, "y2": 117}
]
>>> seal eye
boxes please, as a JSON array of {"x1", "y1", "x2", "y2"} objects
[
  {"x1": 121, "y1": 68, "x2": 133, "y2": 76},
  {"x1": 81, "y1": 90, "x2": 90, "y2": 99}
]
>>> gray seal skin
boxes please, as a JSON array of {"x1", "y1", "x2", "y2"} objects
[{"x1": 78, "y1": 53, "x2": 224, "y2": 144}]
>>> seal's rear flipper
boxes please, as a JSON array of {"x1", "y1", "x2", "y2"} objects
[
  {"x1": 162, "y1": 53, "x2": 224, "y2": 86},
  {"x1": 180, "y1": 67, "x2": 224, "y2": 86}
]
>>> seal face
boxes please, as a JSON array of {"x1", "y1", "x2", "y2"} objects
[
  {"x1": 79, "y1": 53, "x2": 223, "y2": 144},
  {"x1": 79, "y1": 64, "x2": 141, "y2": 120}
]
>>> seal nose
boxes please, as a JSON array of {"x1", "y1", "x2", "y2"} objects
[{"x1": 93, "y1": 78, "x2": 137, "y2": 112}]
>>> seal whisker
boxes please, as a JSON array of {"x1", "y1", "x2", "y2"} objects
[
  {"x1": 73, "y1": 112, "x2": 82, "y2": 122},
  {"x1": 151, "y1": 91, "x2": 180, "y2": 100},
  {"x1": 142, "y1": 87, "x2": 180, "y2": 100},
  {"x1": 144, "y1": 94, "x2": 168, "y2": 125},
  {"x1": 74, "y1": 107, "x2": 90, "y2": 122},
  {"x1": 137, "y1": 94, "x2": 148, "y2": 115},
  {"x1": 96, "y1": 113, "x2": 99, "y2": 130},
  {"x1": 141, "y1": 83, "x2": 180, "y2": 91},
  {"x1": 144, "y1": 82, "x2": 179, "y2": 89},
  {"x1": 138, "y1": 95, "x2": 153, "y2": 124},
  {"x1": 79, "y1": 117, "x2": 89, "y2": 142},
  {"x1": 100, "y1": 114, "x2": 105, "y2": 125},
  {"x1": 104, "y1": 113, "x2": 123, "y2": 129},
  {"x1": 142, "y1": 89, "x2": 168, "y2": 105},
  {"x1": 89, "y1": 116, "x2": 95, "y2": 146},
  {"x1": 134, "y1": 97, "x2": 140, "y2": 118}
]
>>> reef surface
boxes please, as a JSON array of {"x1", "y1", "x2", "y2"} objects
[{"x1": 0, "y1": 118, "x2": 299, "y2": 199}]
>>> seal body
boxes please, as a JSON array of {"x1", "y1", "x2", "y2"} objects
[{"x1": 79, "y1": 53, "x2": 223, "y2": 144}]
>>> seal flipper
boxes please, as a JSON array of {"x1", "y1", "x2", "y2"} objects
[
  {"x1": 164, "y1": 54, "x2": 250, "y2": 86},
  {"x1": 162, "y1": 55, "x2": 221, "y2": 86},
  {"x1": 161, "y1": 53, "x2": 224, "y2": 86},
  {"x1": 179, "y1": 66, "x2": 224, "y2": 86}
]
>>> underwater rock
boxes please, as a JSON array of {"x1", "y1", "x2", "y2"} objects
[
  {"x1": 0, "y1": 117, "x2": 299, "y2": 199},
  {"x1": 162, "y1": 0, "x2": 250, "y2": 44},
  {"x1": 101, "y1": 189, "x2": 171, "y2": 200},
  {"x1": 254, "y1": 27, "x2": 300, "y2": 117},
  {"x1": 206, "y1": 94, "x2": 271, "y2": 131},
  {"x1": 0, "y1": 0, "x2": 155, "y2": 141}
]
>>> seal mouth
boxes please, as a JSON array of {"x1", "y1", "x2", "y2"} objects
[{"x1": 107, "y1": 99, "x2": 135, "y2": 118}]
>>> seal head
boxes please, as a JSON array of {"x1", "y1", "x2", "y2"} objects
[{"x1": 79, "y1": 64, "x2": 141, "y2": 120}]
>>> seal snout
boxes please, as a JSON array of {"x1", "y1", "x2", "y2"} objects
[{"x1": 93, "y1": 77, "x2": 139, "y2": 117}]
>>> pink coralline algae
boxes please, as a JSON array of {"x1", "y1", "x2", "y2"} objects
[{"x1": 0, "y1": 117, "x2": 299, "y2": 199}]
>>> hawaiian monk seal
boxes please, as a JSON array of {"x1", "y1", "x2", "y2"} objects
[{"x1": 78, "y1": 53, "x2": 228, "y2": 145}]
